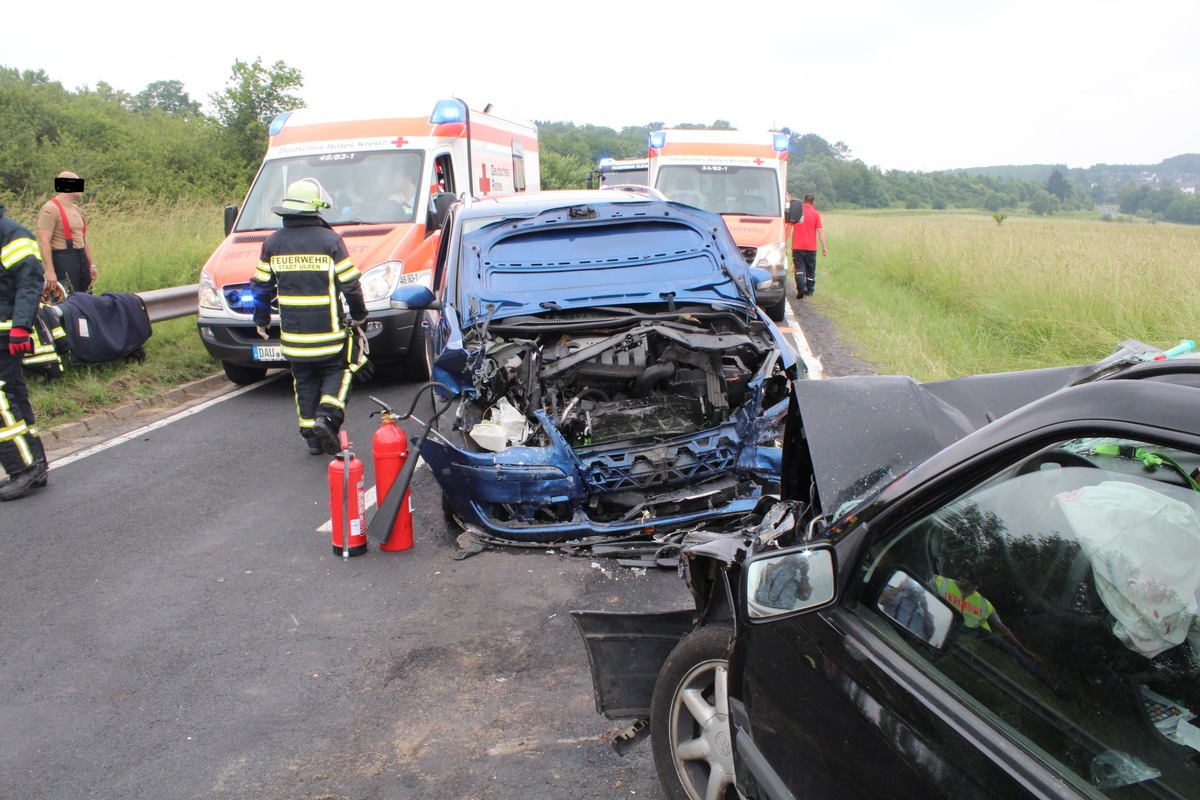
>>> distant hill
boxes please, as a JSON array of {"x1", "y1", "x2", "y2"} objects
[{"x1": 938, "y1": 155, "x2": 1200, "y2": 193}]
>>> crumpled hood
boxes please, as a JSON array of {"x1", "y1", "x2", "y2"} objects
[
  {"x1": 794, "y1": 341, "x2": 1165, "y2": 513},
  {"x1": 455, "y1": 202, "x2": 756, "y2": 323}
]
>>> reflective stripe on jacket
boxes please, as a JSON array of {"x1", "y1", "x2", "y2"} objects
[
  {"x1": 1, "y1": 209, "x2": 46, "y2": 338},
  {"x1": 251, "y1": 216, "x2": 367, "y2": 362},
  {"x1": 935, "y1": 575, "x2": 994, "y2": 631}
]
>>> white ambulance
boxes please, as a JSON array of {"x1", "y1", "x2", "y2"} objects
[
  {"x1": 197, "y1": 98, "x2": 540, "y2": 384},
  {"x1": 647, "y1": 129, "x2": 795, "y2": 320}
]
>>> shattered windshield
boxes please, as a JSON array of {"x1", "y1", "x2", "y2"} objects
[{"x1": 236, "y1": 151, "x2": 424, "y2": 231}]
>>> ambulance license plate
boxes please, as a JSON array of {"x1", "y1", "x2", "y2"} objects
[{"x1": 253, "y1": 345, "x2": 284, "y2": 362}]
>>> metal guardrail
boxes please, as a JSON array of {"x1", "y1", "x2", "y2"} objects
[{"x1": 138, "y1": 284, "x2": 198, "y2": 323}]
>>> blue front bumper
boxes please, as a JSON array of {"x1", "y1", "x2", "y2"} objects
[{"x1": 421, "y1": 410, "x2": 783, "y2": 543}]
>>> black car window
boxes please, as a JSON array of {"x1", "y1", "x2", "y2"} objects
[{"x1": 855, "y1": 436, "x2": 1200, "y2": 798}]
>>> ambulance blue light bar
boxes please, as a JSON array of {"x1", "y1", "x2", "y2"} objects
[
  {"x1": 430, "y1": 99, "x2": 468, "y2": 125},
  {"x1": 649, "y1": 131, "x2": 666, "y2": 149},
  {"x1": 773, "y1": 133, "x2": 789, "y2": 152},
  {"x1": 268, "y1": 112, "x2": 293, "y2": 137}
]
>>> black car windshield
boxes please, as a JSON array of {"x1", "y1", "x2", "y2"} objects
[{"x1": 235, "y1": 151, "x2": 424, "y2": 231}]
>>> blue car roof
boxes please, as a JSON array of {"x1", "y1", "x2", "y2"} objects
[{"x1": 454, "y1": 191, "x2": 756, "y2": 321}]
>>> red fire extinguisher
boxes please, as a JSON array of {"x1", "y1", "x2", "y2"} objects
[
  {"x1": 370, "y1": 397, "x2": 413, "y2": 552},
  {"x1": 329, "y1": 430, "x2": 368, "y2": 557}
]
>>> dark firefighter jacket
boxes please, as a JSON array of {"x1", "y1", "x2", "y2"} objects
[
  {"x1": 1, "y1": 206, "x2": 45, "y2": 346},
  {"x1": 250, "y1": 215, "x2": 367, "y2": 362}
]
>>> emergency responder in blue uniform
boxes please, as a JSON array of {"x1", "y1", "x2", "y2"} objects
[
  {"x1": 252, "y1": 179, "x2": 369, "y2": 455},
  {"x1": 0, "y1": 205, "x2": 50, "y2": 500}
]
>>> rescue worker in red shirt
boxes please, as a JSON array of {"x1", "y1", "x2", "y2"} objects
[
  {"x1": 0, "y1": 205, "x2": 50, "y2": 500},
  {"x1": 251, "y1": 179, "x2": 369, "y2": 455},
  {"x1": 790, "y1": 193, "x2": 827, "y2": 298}
]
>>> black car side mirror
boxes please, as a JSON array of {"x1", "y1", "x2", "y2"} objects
[
  {"x1": 877, "y1": 570, "x2": 956, "y2": 650},
  {"x1": 744, "y1": 545, "x2": 837, "y2": 620}
]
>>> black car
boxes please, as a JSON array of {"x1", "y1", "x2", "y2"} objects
[{"x1": 574, "y1": 341, "x2": 1200, "y2": 800}]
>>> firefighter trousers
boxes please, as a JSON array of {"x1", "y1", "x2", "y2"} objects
[
  {"x1": 291, "y1": 351, "x2": 353, "y2": 441},
  {"x1": 52, "y1": 248, "x2": 92, "y2": 295},
  {"x1": 0, "y1": 350, "x2": 46, "y2": 477}
]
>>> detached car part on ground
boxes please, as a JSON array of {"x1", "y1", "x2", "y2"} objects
[
  {"x1": 389, "y1": 191, "x2": 796, "y2": 544},
  {"x1": 574, "y1": 340, "x2": 1200, "y2": 800}
]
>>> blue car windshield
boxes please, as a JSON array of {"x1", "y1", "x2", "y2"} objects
[{"x1": 478, "y1": 221, "x2": 722, "y2": 297}]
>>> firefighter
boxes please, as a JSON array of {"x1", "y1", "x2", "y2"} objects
[
  {"x1": 252, "y1": 179, "x2": 369, "y2": 455},
  {"x1": 0, "y1": 204, "x2": 50, "y2": 500}
]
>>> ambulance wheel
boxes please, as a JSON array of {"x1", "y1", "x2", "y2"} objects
[
  {"x1": 766, "y1": 294, "x2": 787, "y2": 322},
  {"x1": 222, "y1": 362, "x2": 267, "y2": 385},
  {"x1": 401, "y1": 319, "x2": 432, "y2": 382}
]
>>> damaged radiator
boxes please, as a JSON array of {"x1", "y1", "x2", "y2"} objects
[{"x1": 578, "y1": 395, "x2": 711, "y2": 445}]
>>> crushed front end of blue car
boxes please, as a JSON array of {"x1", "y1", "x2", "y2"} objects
[
  {"x1": 417, "y1": 194, "x2": 796, "y2": 543},
  {"x1": 421, "y1": 310, "x2": 792, "y2": 543}
]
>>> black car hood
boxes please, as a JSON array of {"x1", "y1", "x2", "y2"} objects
[{"x1": 794, "y1": 357, "x2": 1127, "y2": 514}]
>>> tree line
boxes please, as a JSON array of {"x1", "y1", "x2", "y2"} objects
[
  {"x1": 1, "y1": 60, "x2": 1196, "y2": 224},
  {"x1": 0, "y1": 59, "x2": 301, "y2": 205}
]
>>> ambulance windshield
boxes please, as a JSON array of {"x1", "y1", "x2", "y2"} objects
[
  {"x1": 655, "y1": 165, "x2": 781, "y2": 217},
  {"x1": 236, "y1": 151, "x2": 425, "y2": 231}
]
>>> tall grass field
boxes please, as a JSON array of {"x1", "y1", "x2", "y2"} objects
[
  {"x1": 812, "y1": 211, "x2": 1200, "y2": 380},
  {"x1": 9, "y1": 198, "x2": 230, "y2": 429}
]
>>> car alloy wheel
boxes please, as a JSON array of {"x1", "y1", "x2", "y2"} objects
[{"x1": 651, "y1": 625, "x2": 736, "y2": 800}]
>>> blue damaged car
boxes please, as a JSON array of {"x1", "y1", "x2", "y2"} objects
[{"x1": 390, "y1": 190, "x2": 797, "y2": 543}]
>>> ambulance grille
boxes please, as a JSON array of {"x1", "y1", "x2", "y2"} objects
[{"x1": 341, "y1": 227, "x2": 394, "y2": 238}]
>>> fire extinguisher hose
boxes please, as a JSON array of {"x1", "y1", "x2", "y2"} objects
[{"x1": 340, "y1": 430, "x2": 351, "y2": 559}]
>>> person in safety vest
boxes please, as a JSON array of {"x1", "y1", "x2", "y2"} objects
[
  {"x1": 37, "y1": 171, "x2": 97, "y2": 295},
  {"x1": 251, "y1": 179, "x2": 370, "y2": 455},
  {"x1": 0, "y1": 204, "x2": 50, "y2": 500},
  {"x1": 935, "y1": 573, "x2": 1067, "y2": 696}
]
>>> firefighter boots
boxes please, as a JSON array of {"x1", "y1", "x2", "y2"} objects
[{"x1": 0, "y1": 460, "x2": 49, "y2": 501}]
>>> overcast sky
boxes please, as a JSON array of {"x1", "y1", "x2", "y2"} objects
[{"x1": 5, "y1": 0, "x2": 1196, "y2": 172}]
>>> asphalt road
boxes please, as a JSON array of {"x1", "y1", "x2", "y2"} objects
[{"x1": 1, "y1": 294, "x2": 865, "y2": 799}]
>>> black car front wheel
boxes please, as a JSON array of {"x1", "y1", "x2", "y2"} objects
[{"x1": 650, "y1": 625, "x2": 737, "y2": 800}]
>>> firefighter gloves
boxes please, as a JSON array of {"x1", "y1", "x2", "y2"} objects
[{"x1": 8, "y1": 328, "x2": 32, "y2": 356}]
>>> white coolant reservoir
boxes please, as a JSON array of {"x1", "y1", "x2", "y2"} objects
[{"x1": 468, "y1": 398, "x2": 530, "y2": 452}]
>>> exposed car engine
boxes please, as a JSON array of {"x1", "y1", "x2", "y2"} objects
[{"x1": 451, "y1": 311, "x2": 784, "y2": 452}]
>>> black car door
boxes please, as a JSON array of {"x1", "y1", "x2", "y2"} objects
[{"x1": 729, "y1": 431, "x2": 1200, "y2": 800}]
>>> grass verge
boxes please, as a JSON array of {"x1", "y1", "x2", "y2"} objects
[{"x1": 812, "y1": 211, "x2": 1200, "y2": 380}]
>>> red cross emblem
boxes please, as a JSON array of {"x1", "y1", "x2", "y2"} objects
[
  {"x1": 753, "y1": 158, "x2": 764, "y2": 165},
  {"x1": 391, "y1": 136, "x2": 409, "y2": 148},
  {"x1": 478, "y1": 164, "x2": 491, "y2": 194}
]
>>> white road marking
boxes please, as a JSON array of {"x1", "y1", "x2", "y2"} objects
[
  {"x1": 50, "y1": 378, "x2": 277, "y2": 469},
  {"x1": 784, "y1": 299, "x2": 825, "y2": 379}
]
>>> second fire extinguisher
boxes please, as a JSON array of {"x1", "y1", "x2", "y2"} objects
[
  {"x1": 329, "y1": 430, "x2": 368, "y2": 557},
  {"x1": 370, "y1": 396, "x2": 413, "y2": 551}
]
